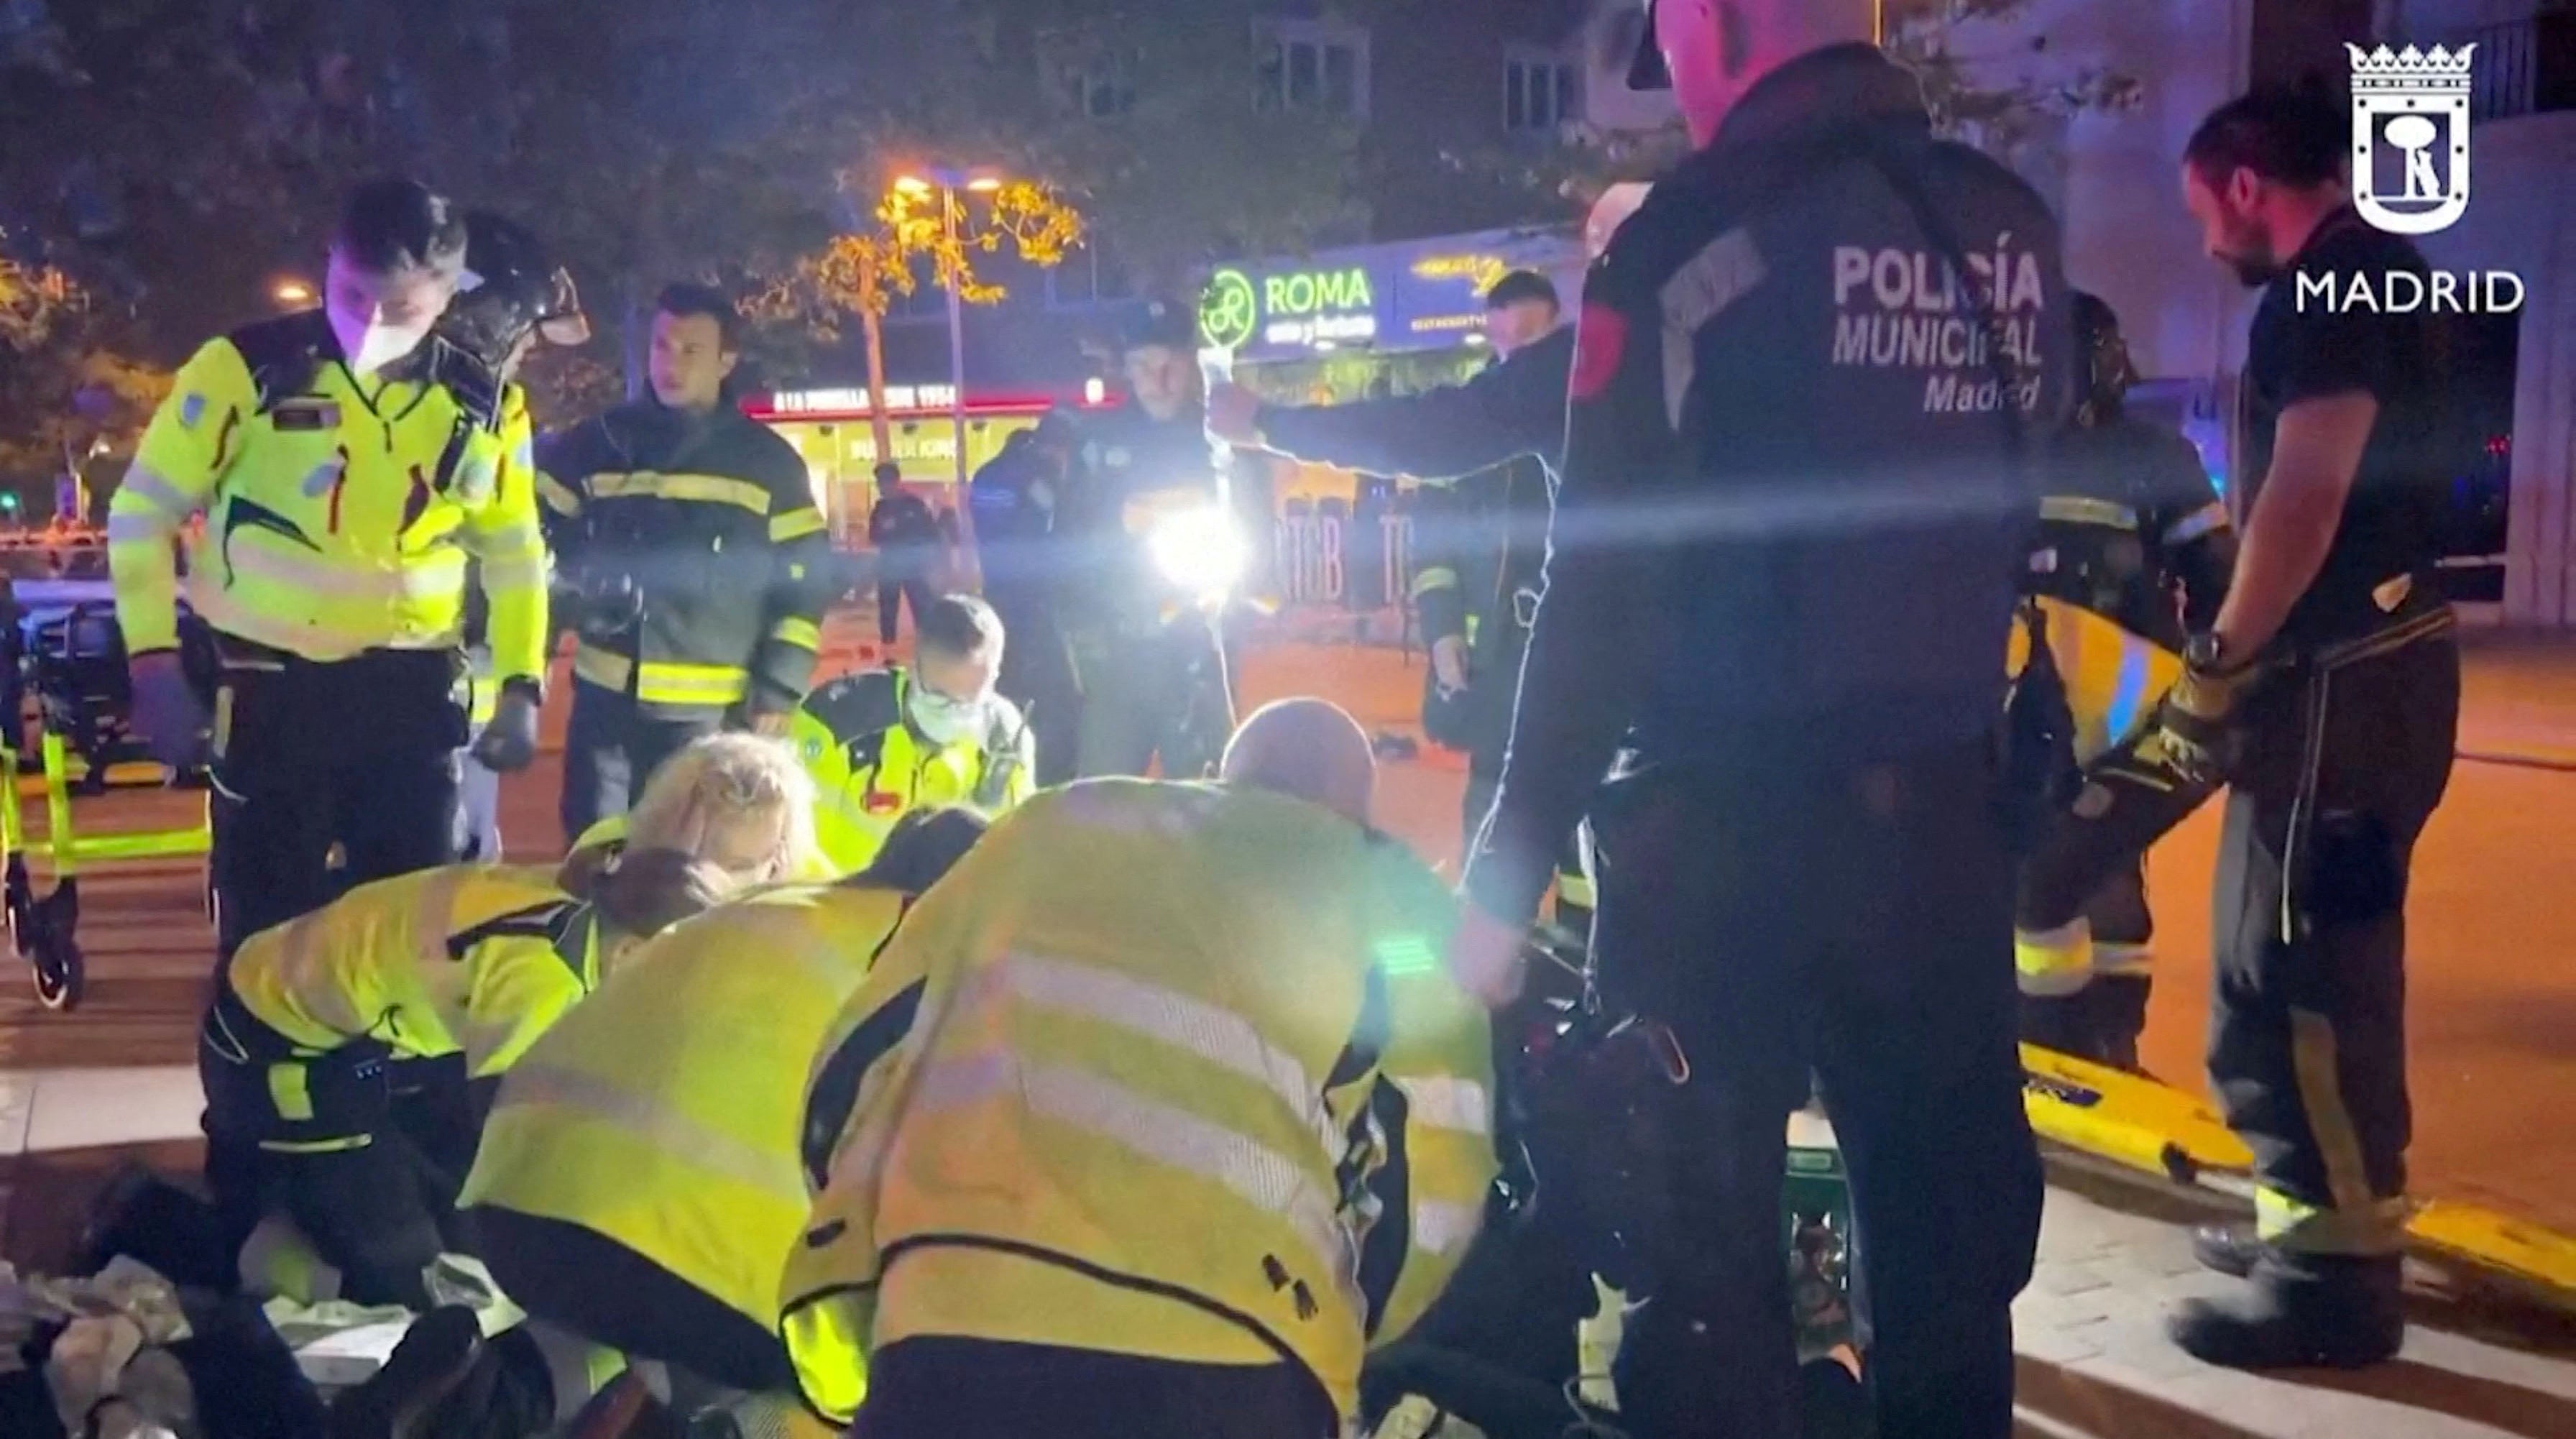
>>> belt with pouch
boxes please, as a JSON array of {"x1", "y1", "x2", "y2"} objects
[{"x1": 203, "y1": 985, "x2": 395, "y2": 1152}]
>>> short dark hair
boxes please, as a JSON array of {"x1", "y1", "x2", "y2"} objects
[
  {"x1": 1484, "y1": 270, "x2": 1560, "y2": 313},
  {"x1": 656, "y1": 282, "x2": 741, "y2": 349},
  {"x1": 917, "y1": 593, "x2": 1001, "y2": 658},
  {"x1": 873, "y1": 461, "x2": 903, "y2": 486},
  {"x1": 335, "y1": 179, "x2": 467, "y2": 277},
  {"x1": 2184, "y1": 90, "x2": 2347, "y2": 190},
  {"x1": 847, "y1": 806, "x2": 989, "y2": 893}
]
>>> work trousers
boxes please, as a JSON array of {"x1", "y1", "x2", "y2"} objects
[
  {"x1": 1070, "y1": 622, "x2": 1233, "y2": 781},
  {"x1": 198, "y1": 998, "x2": 470, "y2": 1308},
  {"x1": 857, "y1": 1338, "x2": 1338, "y2": 1439},
  {"x1": 559, "y1": 679, "x2": 723, "y2": 843},
  {"x1": 2214, "y1": 617, "x2": 2457, "y2": 1256},
  {"x1": 477, "y1": 1208, "x2": 794, "y2": 1397},
  {"x1": 876, "y1": 573, "x2": 942, "y2": 647},
  {"x1": 2015, "y1": 727, "x2": 2220, "y2": 1067},
  {"x1": 988, "y1": 587, "x2": 1081, "y2": 788},
  {"x1": 1591, "y1": 739, "x2": 2041, "y2": 1439},
  {"x1": 209, "y1": 644, "x2": 465, "y2": 960}
]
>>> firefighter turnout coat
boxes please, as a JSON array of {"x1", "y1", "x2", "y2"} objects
[
  {"x1": 780, "y1": 779, "x2": 1497, "y2": 1425},
  {"x1": 539, "y1": 400, "x2": 831, "y2": 719}
]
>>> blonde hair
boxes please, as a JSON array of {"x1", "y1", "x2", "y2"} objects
[{"x1": 627, "y1": 732, "x2": 822, "y2": 882}]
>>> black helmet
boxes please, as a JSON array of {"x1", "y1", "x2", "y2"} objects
[
  {"x1": 2073, "y1": 290, "x2": 2140, "y2": 420},
  {"x1": 438, "y1": 211, "x2": 589, "y2": 377},
  {"x1": 1119, "y1": 298, "x2": 1201, "y2": 354}
]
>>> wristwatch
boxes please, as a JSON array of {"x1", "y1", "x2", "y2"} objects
[{"x1": 2184, "y1": 632, "x2": 2227, "y2": 672}]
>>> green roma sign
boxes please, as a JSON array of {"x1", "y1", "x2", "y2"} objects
[{"x1": 1200, "y1": 263, "x2": 1379, "y2": 350}]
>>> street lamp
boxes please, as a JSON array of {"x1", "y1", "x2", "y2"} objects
[
  {"x1": 272, "y1": 277, "x2": 315, "y2": 307},
  {"x1": 893, "y1": 165, "x2": 1006, "y2": 502}
]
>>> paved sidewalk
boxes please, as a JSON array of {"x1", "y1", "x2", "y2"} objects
[{"x1": 2012, "y1": 1170, "x2": 2576, "y2": 1438}]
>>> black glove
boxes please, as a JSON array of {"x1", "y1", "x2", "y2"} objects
[
  {"x1": 2149, "y1": 638, "x2": 2260, "y2": 786},
  {"x1": 469, "y1": 680, "x2": 543, "y2": 773},
  {"x1": 128, "y1": 649, "x2": 211, "y2": 770}
]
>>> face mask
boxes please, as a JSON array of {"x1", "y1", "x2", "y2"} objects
[
  {"x1": 333, "y1": 313, "x2": 434, "y2": 374},
  {"x1": 908, "y1": 689, "x2": 988, "y2": 748}
]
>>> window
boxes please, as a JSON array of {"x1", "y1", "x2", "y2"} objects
[
  {"x1": 1045, "y1": 244, "x2": 1136, "y2": 311},
  {"x1": 1505, "y1": 50, "x2": 1580, "y2": 134},
  {"x1": 1061, "y1": 48, "x2": 1137, "y2": 119},
  {"x1": 1258, "y1": 21, "x2": 1368, "y2": 117}
]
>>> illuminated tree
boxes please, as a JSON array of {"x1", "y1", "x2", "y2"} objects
[
  {"x1": 0, "y1": 254, "x2": 83, "y2": 351},
  {"x1": 761, "y1": 178, "x2": 1083, "y2": 470}
]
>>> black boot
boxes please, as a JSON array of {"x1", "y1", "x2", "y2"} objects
[
  {"x1": 2189, "y1": 1224, "x2": 2262, "y2": 1279},
  {"x1": 2089, "y1": 975, "x2": 2150, "y2": 1075},
  {"x1": 2168, "y1": 1251, "x2": 2404, "y2": 1370},
  {"x1": 76, "y1": 1166, "x2": 240, "y2": 1289},
  {"x1": 330, "y1": 1305, "x2": 486, "y2": 1439}
]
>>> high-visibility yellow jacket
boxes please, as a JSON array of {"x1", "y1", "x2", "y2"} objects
[
  {"x1": 460, "y1": 882, "x2": 912, "y2": 1332},
  {"x1": 539, "y1": 401, "x2": 831, "y2": 720},
  {"x1": 791, "y1": 667, "x2": 1034, "y2": 875},
  {"x1": 781, "y1": 780, "x2": 1496, "y2": 1425},
  {"x1": 224, "y1": 863, "x2": 602, "y2": 1077},
  {"x1": 108, "y1": 314, "x2": 548, "y2": 679}
]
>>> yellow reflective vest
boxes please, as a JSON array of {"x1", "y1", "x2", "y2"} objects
[
  {"x1": 108, "y1": 314, "x2": 548, "y2": 679},
  {"x1": 461, "y1": 882, "x2": 911, "y2": 1333},
  {"x1": 224, "y1": 863, "x2": 602, "y2": 1076},
  {"x1": 791, "y1": 668, "x2": 1034, "y2": 875},
  {"x1": 781, "y1": 779, "x2": 1496, "y2": 1425}
]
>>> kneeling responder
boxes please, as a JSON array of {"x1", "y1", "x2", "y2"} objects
[
  {"x1": 541, "y1": 283, "x2": 833, "y2": 840},
  {"x1": 791, "y1": 592, "x2": 1035, "y2": 873},
  {"x1": 327, "y1": 812, "x2": 993, "y2": 1439},
  {"x1": 198, "y1": 734, "x2": 818, "y2": 1310},
  {"x1": 781, "y1": 700, "x2": 1498, "y2": 1439},
  {"x1": 2008, "y1": 293, "x2": 2235, "y2": 1070},
  {"x1": 109, "y1": 180, "x2": 554, "y2": 960}
]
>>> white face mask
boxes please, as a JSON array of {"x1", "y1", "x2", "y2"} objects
[
  {"x1": 333, "y1": 314, "x2": 434, "y2": 375},
  {"x1": 908, "y1": 689, "x2": 988, "y2": 748}
]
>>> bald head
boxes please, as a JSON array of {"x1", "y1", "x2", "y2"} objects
[{"x1": 1220, "y1": 699, "x2": 1376, "y2": 827}]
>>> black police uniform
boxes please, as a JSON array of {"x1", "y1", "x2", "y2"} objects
[
  {"x1": 539, "y1": 399, "x2": 831, "y2": 840},
  {"x1": 1463, "y1": 45, "x2": 2070, "y2": 1439},
  {"x1": 868, "y1": 484, "x2": 944, "y2": 646},
  {"x1": 1057, "y1": 398, "x2": 1269, "y2": 780},
  {"x1": 970, "y1": 433, "x2": 1084, "y2": 786},
  {"x1": 2202, "y1": 208, "x2": 2461, "y2": 1278},
  {"x1": 2011, "y1": 410, "x2": 2234, "y2": 1068}
]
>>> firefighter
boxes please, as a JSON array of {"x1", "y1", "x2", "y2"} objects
[
  {"x1": 1208, "y1": 270, "x2": 1596, "y2": 934},
  {"x1": 1056, "y1": 301, "x2": 1273, "y2": 779},
  {"x1": 541, "y1": 282, "x2": 833, "y2": 840},
  {"x1": 1448, "y1": 4, "x2": 2074, "y2": 1435},
  {"x1": 108, "y1": 179, "x2": 553, "y2": 959},
  {"x1": 2009, "y1": 292, "x2": 2235, "y2": 1071},
  {"x1": 790, "y1": 592, "x2": 1034, "y2": 873},
  {"x1": 196, "y1": 734, "x2": 818, "y2": 1311},
  {"x1": 316, "y1": 812, "x2": 996, "y2": 1439},
  {"x1": 2161, "y1": 90, "x2": 2465, "y2": 1371},
  {"x1": 780, "y1": 699, "x2": 1496, "y2": 1439}
]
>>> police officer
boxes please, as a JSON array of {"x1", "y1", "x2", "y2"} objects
[
  {"x1": 2157, "y1": 90, "x2": 2464, "y2": 1371},
  {"x1": 109, "y1": 179, "x2": 553, "y2": 960},
  {"x1": 1056, "y1": 301, "x2": 1273, "y2": 780},
  {"x1": 1448, "y1": 4, "x2": 2073, "y2": 1435},
  {"x1": 540, "y1": 282, "x2": 834, "y2": 841},
  {"x1": 2010, "y1": 293, "x2": 2235, "y2": 1070},
  {"x1": 791, "y1": 592, "x2": 1034, "y2": 873},
  {"x1": 1209, "y1": 271, "x2": 1596, "y2": 930},
  {"x1": 970, "y1": 415, "x2": 1082, "y2": 784}
]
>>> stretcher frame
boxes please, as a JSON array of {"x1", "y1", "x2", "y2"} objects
[{"x1": 1, "y1": 600, "x2": 215, "y2": 1011}]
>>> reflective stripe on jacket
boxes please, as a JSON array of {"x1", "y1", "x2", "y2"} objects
[
  {"x1": 221, "y1": 863, "x2": 602, "y2": 1076},
  {"x1": 791, "y1": 668, "x2": 1036, "y2": 875},
  {"x1": 781, "y1": 780, "x2": 1496, "y2": 1425},
  {"x1": 461, "y1": 883, "x2": 911, "y2": 1330},
  {"x1": 109, "y1": 314, "x2": 548, "y2": 678},
  {"x1": 538, "y1": 402, "x2": 831, "y2": 719}
]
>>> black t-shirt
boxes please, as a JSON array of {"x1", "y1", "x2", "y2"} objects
[{"x1": 2244, "y1": 209, "x2": 2456, "y2": 643}]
